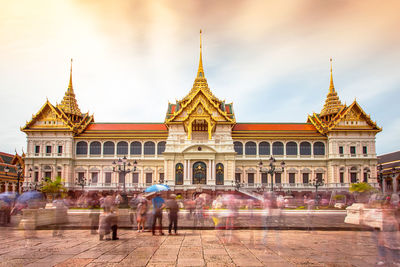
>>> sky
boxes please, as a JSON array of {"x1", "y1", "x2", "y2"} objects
[{"x1": 0, "y1": 0, "x2": 399, "y2": 155}]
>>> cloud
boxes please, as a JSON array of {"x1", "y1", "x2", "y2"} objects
[{"x1": 0, "y1": 0, "x2": 399, "y2": 155}]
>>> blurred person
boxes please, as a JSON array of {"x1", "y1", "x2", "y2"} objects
[
  {"x1": 109, "y1": 209, "x2": 119, "y2": 240},
  {"x1": 52, "y1": 194, "x2": 67, "y2": 237},
  {"x1": 89, "y1": 193, "x2": 100, "y2": 235},
  {"x1": 99, "y1": 207, "x2": 111, "y2": 240},
  {"x1": 375, "y1": 200, "x2": 400, "y2": 266},
  {"x1": 166, "y1": 194, "x2": 179, "y2": 235},
  {"x1": 262, "y1": 192, "x2": 276, "y2": 245},
  {"x1": 152, "y1": 192, "x2": 165, "y2": 235},
  {"x1": 129, "y1": 194, "x2": 139, "y2": 227},
  {"x1": 184, "y1": 198, "x2": 195, "y2": 219},
  {"x1": 304, "y1": 195, "x2": 315, "y2": 231},
  {"x1": 193, "y1": 194, "x2": 205, "y2": 229},
  {"x1": 102, "y1": 194, "x2": 115, "y2": 212},
  {"x1": 225, "y1": 195, "x2": 238, "y2": 230},
  {"x1": 276, "y1": 194, "x2": 285, "y2": 227},
  {"x1": 136, "y1": 196, "x2": 148, "y2": 232},
  {"x1": 0, "y1": 199, "x2": 11, "y2": 225}
]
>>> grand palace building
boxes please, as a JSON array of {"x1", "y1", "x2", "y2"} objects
[{"x1": 21, "y1": 33, "x2": 381, "y2": 196}]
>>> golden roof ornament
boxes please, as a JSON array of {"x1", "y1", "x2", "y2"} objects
[
  {"x1": 319, "y1": 58, "x2": 344, "y2": 120},
  {"x1": 58, "y1": 58, "x2": 82, "y2": 116}
]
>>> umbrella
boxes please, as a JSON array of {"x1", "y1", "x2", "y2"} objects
[
  {"x1": 144, "y1": 184, "x2": 170, "y2": 193},
  {"x1": 17, "y1": 190, "x2": 44, "y2": 203},
  {"x1": 0, "y1": 192, "x2": 18, "y2": 203}
]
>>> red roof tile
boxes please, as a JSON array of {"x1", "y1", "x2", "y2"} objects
[
  {"x1": 232, "y1": 123, "x2": 317, "y2": 132},
  {"x1": 85, "y1": 123, "x2": 168, "y2": 131}
]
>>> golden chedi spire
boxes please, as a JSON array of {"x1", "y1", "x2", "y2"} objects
[
  {"x1": 58, "y1": 59, "x2": 82, "y2": 117},
  {"x1": 319, "y1": 58, "x2": 344, "y2": 121},
  {"x1": 185, "y1": 30, "x2": 217, "y2": 100}
]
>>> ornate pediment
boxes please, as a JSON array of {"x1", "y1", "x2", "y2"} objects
[
  {"x1": 21, "y1": 60, "x2": 94, "y2": 135},
  {"x1": 165, "y1": 31, "x2": 235, "y2": 140},
  {"x1": 327, "y1": 101, "x2": 381, "y2": 132}
]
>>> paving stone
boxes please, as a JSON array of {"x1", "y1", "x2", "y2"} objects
[
  {"x1": 93, "y1": 254, "x2": 126, "y2": 262},
  {"x1": 54, "y1": 258, "x2": 93, "y2": 267},
  {"x1": 0, "y1": 229, "x2": 383, "y2": 266}
]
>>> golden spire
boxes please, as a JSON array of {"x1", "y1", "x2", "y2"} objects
[
  {"x1": 58, "y1": 58, "x2": 82, "y2": 116},
  {"x1": 329, "y1": 58, "x2": 335, "y2": 93},
  {"x1": 197, "y1": 29, "x2": 204, "y2": 78},
  {"x1": 319, "y1": 58, "x2": 344, "y2": 120},
  {"x1": 68, "y1": 58, "x2": 73, "y2": 91}
]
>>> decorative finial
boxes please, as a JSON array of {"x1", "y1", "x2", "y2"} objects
[
  {"x1": 329, "y1": 58, "x2": 335, "y2": 93},
  {"x1": 197, "y1": 29, "x2": 204, "y2": 78},
  {"x1": 68, "y1": 58, "x2": 73, "y2": 90}
]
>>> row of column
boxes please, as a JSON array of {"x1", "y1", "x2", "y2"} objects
[{"x1": 1, "y1": 182, "x2": 20, "y2": 193}]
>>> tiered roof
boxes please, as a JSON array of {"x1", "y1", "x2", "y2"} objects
[
  {"x1": 21, "y1": 60, "x2": 94, "y2": 135},
  {"x1": 308, "y1": 60, "x2": 381, "y2": 134},
  {"x1": 165, "y1": 30, "x2": 235, "y2": 124}
]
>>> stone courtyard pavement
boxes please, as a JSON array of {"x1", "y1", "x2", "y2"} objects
[{"x1": 0, "y1": 228, "x2": 380, "y2": 267}]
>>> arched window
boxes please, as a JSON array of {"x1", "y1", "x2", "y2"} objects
[
  {"x1": 259, "y1": 142, "x2": 270, "y2": 155},
  {"x1": 193, "y1": 161, "x2": 206, "y2": 184},
  {"x1": 300, "y1": 142, "x2": 311, "y2": 155},
  {"x1": 363, "y1": 167, "x2": 370, "y2": 183},
  {"x1": 286, "y1": 142, "x2": 297, "y2": 155},
  {"x1": 103, "y1": 141, "x2": 115, "y2": 155},
  {"x1": 350, "y1": 166, "x2": 358, "y2": 183},
  {"x1": 216, "y1": 163, "x2": 224, "y2": 185},
  {"x1": 272, "y1": 142, "x2": 284, "y2": 155},
  {"x1": 313, "y1": 142, "x2": 325, "y2": 155},
  {"x1": 76, "y1": 141, "x2": 88, "y2": 155},
  {"x1": 175, "y1": 163, "x2": 183, "y2": 185},
  {"x1": 144, "y1": 141, "x2": 155, "y2": 155},
  {"x1": 245, "y1": 142, "x2": 256, "y2": 155},
  {"x1": 117, "y1": 141, "x2": 128, "y2": 155},
  {"x1": 234, "y1": 141, "x2": 243, "y2": 155},
  {"x1": 89, "y1": 141, "x2": 101, "y2": 155},
  {"x1": 157, "y1": 141, "x2": 166, "y2": 155},
  {"x1": 130, "y1": 142, "x2": 141, "y2": 155}
]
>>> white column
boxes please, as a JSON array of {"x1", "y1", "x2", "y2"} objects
[
  {"x1": 5, "y1": 182, "x2": 8, "y2": 192},
  {"x1": 184, "y1": 160, "x2": 187, "y2": 180},
  {"x1": 208, "y1": 159, "x2": 211, "y2": 182},
  {"x1": 393, "y1": 178, "x2": 397, "y2": 193},
  {"x1": 12, "y1": 183, "x2": 16, "y2": 192},
  {"x1": 188, "y1": 160, "x2": 191, "y2": 183}
]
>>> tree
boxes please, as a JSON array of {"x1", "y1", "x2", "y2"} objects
[
  {"x1": 349, "y1": 182, "x2": 376, "y2": 203},
  {"x1": 40, "y1": 176, "x2": 67, "y2": 200}
]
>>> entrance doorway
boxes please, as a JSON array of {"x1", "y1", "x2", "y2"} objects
[{"x1": 193, "y1": 161, "x2": 206, "y2": 184}]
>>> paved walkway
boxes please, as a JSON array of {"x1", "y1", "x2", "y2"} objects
[{"x1": 0, "y1": 228, "x2": 380, "y2": 266}]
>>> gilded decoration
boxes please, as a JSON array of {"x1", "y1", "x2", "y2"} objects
[
  {"x1": 307, "y1": 59, "x2": 380, "y2": 134},
  {"x1": 21, "y1": 60, "x2": 94, "y2": 135},
  {"x1": 165, "y1": 30, "x2": 235, "y2": 140}
]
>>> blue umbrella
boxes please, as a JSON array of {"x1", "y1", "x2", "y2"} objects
[
  {"x1": 17, "y1": 190, "x2": 44, "y2": 203},
  {"x1": 145, "y1": 184, "x2": 170, "y2": 193},
  {"x1": 0, "y1": 192, "x2": 17, "y2": 203}
]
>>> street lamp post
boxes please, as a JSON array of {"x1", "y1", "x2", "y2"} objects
[
  {"x1": 310, "y1": 177, "x2": 325, "y2": 205},
  {"x1": 112, "y1": 156, "x2": 137, "y2": 206},
  {"x1": 75, "y1": 175, "x2": 90, "y2": 191},
  {"x1": 4, "y1": 164, "x2": 23, "y2": 194},
  {"x1": 258, "y1": 156, "x2": 285, "y2": 192}
]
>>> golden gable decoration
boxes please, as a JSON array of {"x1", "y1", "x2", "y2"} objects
[
  {"x1": 21, "y1": 60, "x2": 94, "y2": 135},
  {"x1": 165, "y1": 30, "x2": 235, "y2": 139}
]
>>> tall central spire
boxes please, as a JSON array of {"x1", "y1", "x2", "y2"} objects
[
  {"x1": 329, "y1": 58, "x2": 335, "y2": 93},
  {"x1": 197, "y1": 29, "x2": 204, "y2": 78},
  {"x1": 320, "y1": 58, "x2": 344, "y2": 120},
  {"x1": 58, "y1": 58, "x2": 82, "y2": 117}
]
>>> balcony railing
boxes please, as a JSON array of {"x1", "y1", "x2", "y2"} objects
[{"x1": 63, "y1": 182, "x2": 379, "y2": 191}]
